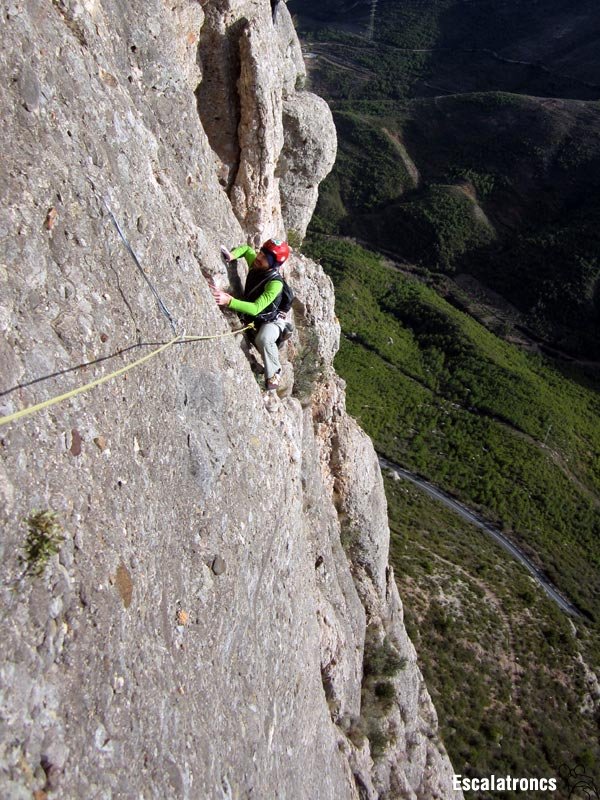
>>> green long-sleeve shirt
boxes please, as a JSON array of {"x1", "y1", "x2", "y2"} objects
[
  {"x1": 227, "y1": 245, "x2": 283, "y2": 317},
  {"x1": 230, "y1": 244, "x2": 258, "y2": 267}
]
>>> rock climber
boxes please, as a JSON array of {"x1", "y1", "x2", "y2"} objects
[{"x1": 211, "y1": 238, "x2": 292, "y2": 391}]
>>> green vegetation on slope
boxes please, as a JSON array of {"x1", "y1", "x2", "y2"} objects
[
  {"x1": 353, "y1": 182, "x2": 496, "y2": 270},
  {"x1": 294, "y1": 0, "x2": 600, "y2": 358},
  {"x1": 321, "y1": 112, "x2": 414, "y2": 215},
  {"x1": 303, "y1": 234, "x2": 600, "y2": 793},
  {"x1": 306, "y1": 236, "x2": 600, "y2": 621},
  {"x1": 310, "y1": 92, "x2": 600, "y2": 357},
  {"x1": 293, "y1": 0, "x2": 600, "y2": 100},
  {"x1": 293, "y1": 0, "x2": 600, "y2": 785},
  {"x1": 385, "y1": 474, "x2": 600, "y2": 798},
  {"x1": 475, "y1": 201, "x2": 600, "y2": 355}
]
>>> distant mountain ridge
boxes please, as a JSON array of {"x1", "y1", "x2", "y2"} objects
[{"x1": 293, "y1": 0, "x2": 600, "y2": 99}]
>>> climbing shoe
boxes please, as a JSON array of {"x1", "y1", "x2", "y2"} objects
[{"x1": 266, "y1": 372, "x2": 281, "y2": 391}]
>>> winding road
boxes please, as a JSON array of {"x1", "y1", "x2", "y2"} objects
[
  {"x1": 378, "y1": 455, "x2": 583, "y2": 618},
  {"x1": 305, "y1": 40, "x2": 600, "y2": 92}
]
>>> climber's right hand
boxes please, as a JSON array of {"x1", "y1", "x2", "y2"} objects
[{"x1": 211, "y1": 285, "x2": 233, "y2": 306}]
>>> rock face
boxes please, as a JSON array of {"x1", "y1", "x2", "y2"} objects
[
  {"x1": 196, "y1": 0, "x2": 335, "y2": 244},
  {"x1": 280, "y1": 91, "x2": 337, "y2": 240},
  {"x1": 0, "y1": 1, "x2": 460, "y2": 798}
]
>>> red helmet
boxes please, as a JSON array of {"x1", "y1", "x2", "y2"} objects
[{"x1": 261, "y1": 238, "x2": 290, "y2": 266}]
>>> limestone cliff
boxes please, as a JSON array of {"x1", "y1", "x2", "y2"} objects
[{"x1": 0, "y1": 1, "x2": 459, "y2": 798}]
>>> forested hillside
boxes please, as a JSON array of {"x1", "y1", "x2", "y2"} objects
[
  {"x1": 289, "y1": 0, "x2": 600, "y2": 794},
  {"x1": 291, "y1": 0, "x2": 600, "y2": 358}
]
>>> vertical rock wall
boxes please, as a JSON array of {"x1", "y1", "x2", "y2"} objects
[
  {"x1": 0, "y1": 1, "x2": 459, "y2": 798},
  {"x1": 196, "y1": 0, "x2": 336, "y2": 242}
]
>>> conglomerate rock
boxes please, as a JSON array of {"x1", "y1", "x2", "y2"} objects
[{"x1": 0, "y1": 1, "x2": 461, "y2": 798}]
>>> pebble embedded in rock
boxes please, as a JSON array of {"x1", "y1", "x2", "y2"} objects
[
  {"x1": 176, "y1": 609, "x2": 189, "y2": 625},
  {"x1": 93, "y1": 436, "x2": 107, "y2": 451},
  {"x1": 19, "y1": 64, "x2": 41, "y2": 112},
  {"x1": 44, "y1": 207, "x2": 58, "y2": 231},
  {"x1": 70, "y1": 429, "x2": 83, "y2": 456},
  {"x1": 211, "y1": 556, "x2": 226, "y2": 576}
]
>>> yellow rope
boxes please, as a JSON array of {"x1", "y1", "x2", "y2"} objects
[{"x1": 0, "y1": 324, "x2": 253, "y2": 429}]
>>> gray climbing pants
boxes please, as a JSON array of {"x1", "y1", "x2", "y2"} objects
[{"x1": 254, "y1": 320, "x2": 286, "y2": 379}]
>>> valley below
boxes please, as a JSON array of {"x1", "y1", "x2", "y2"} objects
[{"x1": 290, "y1": 0, "x2": 600, "y2": 794}]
